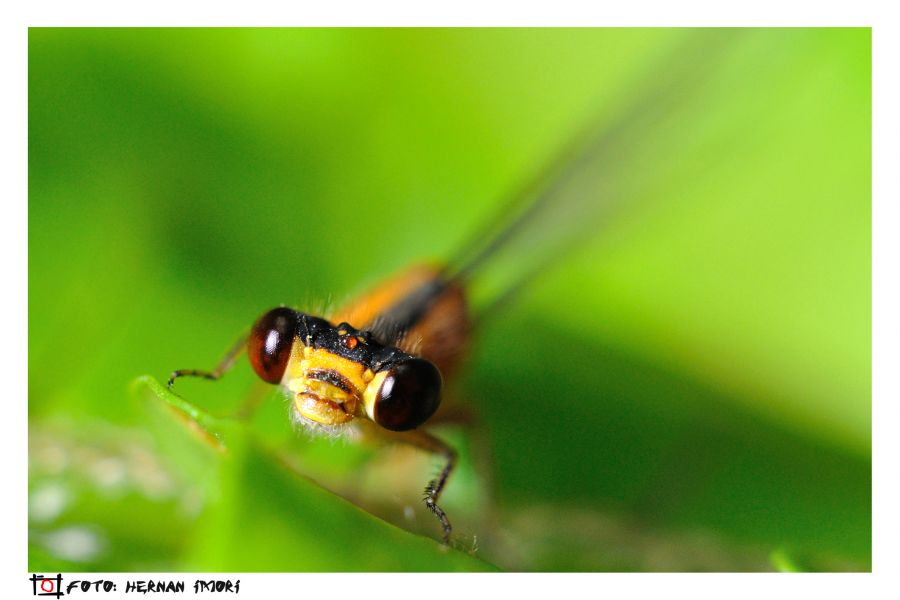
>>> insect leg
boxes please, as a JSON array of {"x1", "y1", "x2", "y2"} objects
[
  {"x1": 167, "y1": 333, "x2": 248, "y2": 388},
  {"x1": 389, "y1": 429, "x2": 457, "y2": 545}
]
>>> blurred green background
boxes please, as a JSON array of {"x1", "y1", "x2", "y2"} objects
[{"x1": 28, "y1": 28, "x2": 870, "y2": 572}]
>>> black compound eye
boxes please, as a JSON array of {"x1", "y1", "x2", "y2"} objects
[
  {"x1": 248, "y1": 307, "x2": 298, "y2": 384},
  {"x1": 374, "y1": 358, "x2": 442, "y2": 431}
]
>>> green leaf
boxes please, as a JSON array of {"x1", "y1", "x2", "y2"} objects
[{"x1": 135, "y1": 376, "x2": 495, "y2": 571}]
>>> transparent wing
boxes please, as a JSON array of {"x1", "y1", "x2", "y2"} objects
[
  {"x1": 446, "y1": 30, "x2": 746, "y2": 319},
  {"x1": 370, "y1": 30, "x2": 747, "y2": 338}
]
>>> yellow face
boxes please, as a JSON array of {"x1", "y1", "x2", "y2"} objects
[{"x1": 281, "y1": 339, "x2": 384, "y2": 427}]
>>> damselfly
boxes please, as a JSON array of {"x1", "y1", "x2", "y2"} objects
[{"x1": 167, "y1": 32, "x2": 735, "y2": 545}]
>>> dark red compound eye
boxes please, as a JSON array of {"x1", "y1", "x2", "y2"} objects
[
  {"x1": 374, "y1": 358, "x2": 442, "y2": 431},
  {"x1": 248, "y1": 307, "x2": 298, "y2": 384}
]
